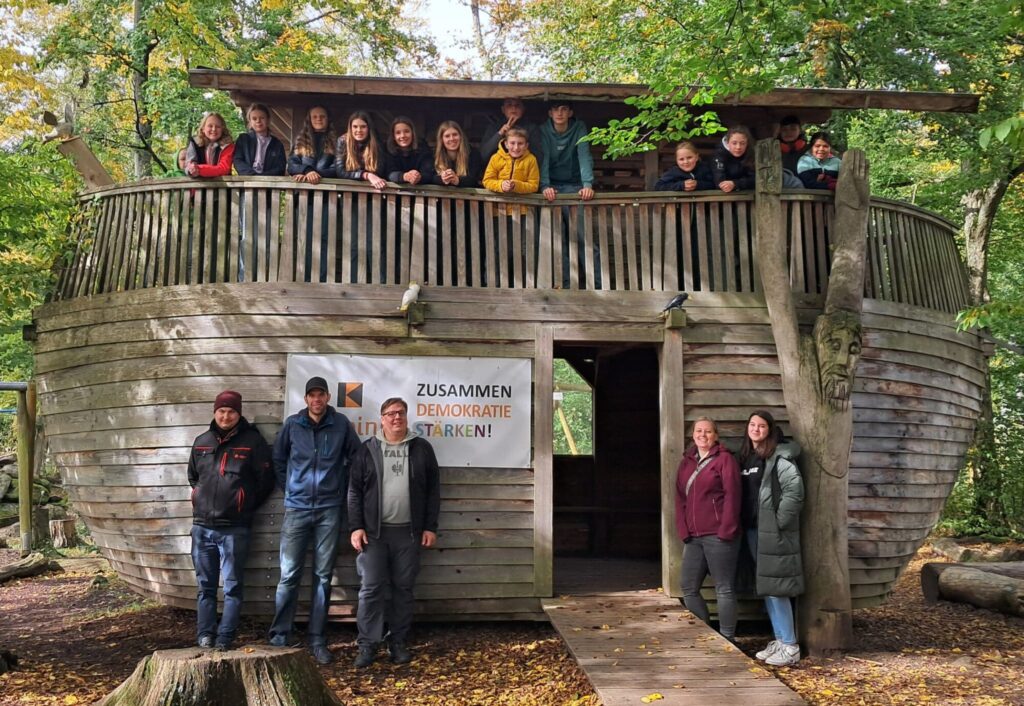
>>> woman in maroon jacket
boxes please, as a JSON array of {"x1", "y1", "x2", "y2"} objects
[{"x1": 675, "y1": 416, "x2": 742, "y2": 641}]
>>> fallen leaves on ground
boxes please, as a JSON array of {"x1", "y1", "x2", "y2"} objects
[{"x1": 737, "y1": 543, "x2": 1024, "y2": 706}]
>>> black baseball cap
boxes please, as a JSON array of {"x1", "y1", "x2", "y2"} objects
[{"x1": 305, "y1": 376, "x2": 329, "y2": 394}]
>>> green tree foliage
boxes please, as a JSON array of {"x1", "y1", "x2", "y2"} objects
[
  {"x1": 34, "y1": 0, "x2": 437, "y2": 177},
  {"x1": 553, "y1": 360, "x2": 593, "y2": 455},
  {"x1": 0, "y1": 144, "x2": 78, "y2": 446}
]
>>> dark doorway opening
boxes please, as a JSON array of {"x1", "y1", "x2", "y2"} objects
[{"x1": 552, "y1": 343, "x2": 661, "y2": 594}]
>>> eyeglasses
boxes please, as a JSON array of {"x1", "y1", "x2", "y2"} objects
[{"x1": 382, "y1": 410, "x2": 407, "y2": 418}]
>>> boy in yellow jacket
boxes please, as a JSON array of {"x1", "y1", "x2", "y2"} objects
[{"x1": 482, "y1": 127, "x2": 540, "y2": 212}]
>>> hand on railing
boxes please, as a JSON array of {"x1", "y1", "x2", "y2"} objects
[
  {"x1": 295, "y1": 171, "x2": 321, "y2": 185},
  {"x1": 365, "y1": 172, "x2": 387, "y2": 190}
]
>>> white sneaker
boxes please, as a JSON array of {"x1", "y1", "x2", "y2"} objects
[
  {"x1": 755, "y1": 640, "x2": 781, "y2": 661},
  {"x1": 765, "y1": 642, "x2": 801, "y2": 666}
]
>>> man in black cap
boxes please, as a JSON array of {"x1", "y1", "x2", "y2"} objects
[
  {"x1": 188, "y1": 390, "x2": 274, "y2": 651},
  {"x1": 268, "y1": 376, "x2": 361, "y2": 664}
]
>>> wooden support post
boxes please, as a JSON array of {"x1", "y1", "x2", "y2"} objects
[
  {"x1": 533, "y1": 324, "x2": 553, "y2": 597},
  {"x1": 659, "y1": 328, "x2": 685, "y2": 595},
  {"x1": 16, "y1": 383, "x2": 35, "y2": 557}
]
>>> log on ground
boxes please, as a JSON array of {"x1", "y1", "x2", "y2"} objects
[
  {"x1": 0, "y1": 552, "x2": 50, "y2": 584},
  {"x1": 95, "y1": 646, "x2": 343, "y2": 706},
  {"x1": 921, "y1": 562, "x2": 1024, "y2": 617},
  {"x1": 49, "y1": 518, "x2": 77, "y2": 548}
]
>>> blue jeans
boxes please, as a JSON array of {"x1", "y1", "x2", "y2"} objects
[
  {"x1": 745, "y1": 528, "x2": 797, "y2": 644},
  {"x1": 268, "y1": 506, "x2": 342, "y2": 646},
  {"x1": 191, "y1": 524, "x2": 251, "y2": 643},
  {"x1": 355, "y1": 524, "x2": 422, "y2": 647},
  {"x1": 680, "y1": 534, "x2": 740, "y2": 639}
]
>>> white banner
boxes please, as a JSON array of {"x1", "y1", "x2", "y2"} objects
[{"x1": 285, "y1": 354, "x2": 533, "y2": 468}]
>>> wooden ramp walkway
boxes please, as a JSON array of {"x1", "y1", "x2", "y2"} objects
[{"x1": 543, "y1": 590, "x2": 806, "y2": 706}]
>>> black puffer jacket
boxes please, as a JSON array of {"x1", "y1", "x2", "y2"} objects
[
  {"x1": 711, "y1": 139, "x2": 756, "y2": 191},
  {"x1": 188, "y1": 417, "x2": 275, "y2": 528}
]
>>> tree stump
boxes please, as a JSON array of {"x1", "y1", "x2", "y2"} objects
[
  {"x1": 95, "y1": 646, "x2": 343, "y2": 706},
  {"x1": 49, "y1": 518, "x2": 77, "y2": 548}
]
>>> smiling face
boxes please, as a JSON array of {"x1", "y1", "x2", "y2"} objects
[
  {"x1": 506, "y1": 134, "x2": 527, "y2": 158},
  {"x1": 747, "y1": 414, "x2": 770, "y2": 446},
  {"x1": 810, "y1": 137, "x2": 832, "y2": 160},
  {"x1": 309, "y1": 107, "x2": 329, "y2": 133},
  {"x1": 692, "y1": 419, "x2": 718, "y2": 454},
  {"x1": 393, "y1": 122, "x2": 414, "y2": 149},
  {"x1": 214, "y1": 407, "x2": 240, "y2": 431},
  {"x1": 675, "y1": 146, "x2": 700, "y2": 172},
  {"x1": 381, "y1": 400, "x2": 409, "y2": 442},
  {"x1": 350, "y1": 117, "x2": 369, "y2": 142},
  {"x1": 442, "y1": 127, "x2": 462, "y2": 152},
  {"x1": 726, "y1": 133, "x2": 748, "y2": 158},
  {"x1": 202, "y1": 115, "x2": 225, "y2": 142},
  {"x1": 304, "y1": 388, "x2": 330, "y2": 419},
  {"x1": 247, "y1": 108, "x2": 269, "y2": 136}
]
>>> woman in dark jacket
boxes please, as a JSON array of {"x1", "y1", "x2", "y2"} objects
[
  {"x1": 336, "y1": 111, "x2": 386, "y2": 190},
  {"x1": 384, "y1": 116, "x2": 431, "y2": 186},
  {"x1": 233, "y1": 103, "x2": 286, "y2": 176},
  {"x1": 426, "y1": 120, "x2": 482, "y2": 188},
  {"x1": 711, "y1": 125, "x2": 756, "y2": 193},
  {"x1": 738, "y1": 410, "x2": 804, "y2": 666},
  {"x1": 287, "y1": 105, "x2": 337, "y2": 184},
  {"x1": 654, "y1": 141, "x2": 715, "y2": 192},
  {"x1": 675, "y1": 416, "x2": 742, "y2": 641}
]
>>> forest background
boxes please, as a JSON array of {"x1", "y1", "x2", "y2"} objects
[{"x1": 1, "y1": 0, "x2": 1021, "y2": 537}]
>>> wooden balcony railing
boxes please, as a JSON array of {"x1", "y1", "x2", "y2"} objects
[{"x1": 55, "y1": 177, "x2": 969, "y2": 313}]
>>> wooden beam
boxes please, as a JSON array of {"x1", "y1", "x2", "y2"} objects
[
  {"x1": 533, "y1": 325, "x2": 554, "y2": 597},
  {"x1": 659, "y1": 329, "x2": 685, "y2": 596}
]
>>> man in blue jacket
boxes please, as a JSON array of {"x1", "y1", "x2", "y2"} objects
[{"x1": 268, "y1": 376, "x2": 361, "y2": 664}]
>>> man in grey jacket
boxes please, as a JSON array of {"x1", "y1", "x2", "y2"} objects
[{"x1": 348, "y1": 397, "x2": 441, "y2": 668}]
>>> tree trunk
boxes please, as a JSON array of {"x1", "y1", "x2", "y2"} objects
[
  {"x1": 49, "y1": 518, "x2": 77, "y2": 548},
  {"x1": 131, "y1": 0, "x2": 154, "y2": 179},
  {"x1": 921, "y1": 563, "x2": 1024, "y2": 617},
  {"x1": 755, "y1": 140, "x2": 870, "y2": 654},
  {"x1": 0, "y1": 552, "x2": 50, "y2": 584},
  {"x1": 96, "y1": 646, "x2": 343, "y2": 706}
]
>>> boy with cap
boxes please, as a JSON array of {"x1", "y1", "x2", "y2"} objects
[
  {"x1": 268, "y1": 376, "x2": 361, "y2": 664},
  {"x1": 188, "y1": 390, "x2": 275, "y2": 650}
]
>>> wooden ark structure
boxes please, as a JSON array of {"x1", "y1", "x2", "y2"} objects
[{"x1": 32, "y1": 71, "x2": 986, "y2": 620}]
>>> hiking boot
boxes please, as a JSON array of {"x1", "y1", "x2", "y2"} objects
[
  {"x1": 310, "y1": 645, "x2": 334, "y2": 665},
  {"x1": 755, "y1": 640, "x2": 781, "y2": 661},
  {"x1": 214, "y1": 639, "x2": 232, "y2": 651},
  {"x1": 765, "y1": 642, "x2": 801, "y2": 667},
  {"x1": 354, "y1": 646, "x2": 377, "y2": 668},
  {"x1": 389, "y1": 641, "x2": 413, "y2": 665},
  {"x1": 197, "y1": 634, "x2": 215, "y2": 648}
]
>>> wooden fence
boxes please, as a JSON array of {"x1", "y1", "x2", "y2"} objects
[{"x1": 56, "y1": 178, "x2": 969, "y2": 313}]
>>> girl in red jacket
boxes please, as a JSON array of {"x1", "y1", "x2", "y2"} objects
[
  {"x1": 186, "y1": 112, "x2": 234, "y2": 178},
  {"x1": 675, "y1": 416, "x2": 742, "y2": 641}
]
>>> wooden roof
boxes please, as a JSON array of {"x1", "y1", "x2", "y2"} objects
[{"x1": 190, "y1": 69, "x2": 980, "y2": 114}]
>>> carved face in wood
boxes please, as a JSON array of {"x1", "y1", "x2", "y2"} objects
[{"x1": 813, "y1": 310, "x2": 862, "y2": 411}]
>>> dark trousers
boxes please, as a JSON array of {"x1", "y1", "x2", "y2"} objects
[
  {"x1": 355, "y1": 524, "x2": 422, "y2": 647},
  {"x1": 680, "y1": 534, "x2": 740, "y2": 639},
  {"x1": 191, "y1": 524, "x2": 251, "y2": 642},
  {"x1": 268, "y1": 506, "x2": 342, "y2": 647}
]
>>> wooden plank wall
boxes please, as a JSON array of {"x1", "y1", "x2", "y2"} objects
[
  {"x1": 33, "y1": 285, "x2": 666, "y2": 620},
  {"x1": 34, "y1": 285, "x2": 983, "y2": 615}
]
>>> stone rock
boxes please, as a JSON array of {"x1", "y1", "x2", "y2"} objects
[
  {"x1": 0, "y1": 474, "x2": 10, "y2": 500},
  {"x1": 0, "y1": 453, "x2": 15, "y2": 468}
]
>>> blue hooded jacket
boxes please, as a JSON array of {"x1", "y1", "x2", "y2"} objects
[{"x1": 273, "y1": 405, "x2": 361, "y2": 510}]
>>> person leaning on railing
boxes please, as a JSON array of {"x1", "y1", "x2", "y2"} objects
[
  {"x1": 797, "y1": 132, "x2": 842, "y2": 191},
  {"x1": 287, "y1": 105, "x2": 337, "y2": 185},
  {"x1": 185, "y1": 113, "x2": 234, "y2": 179},
  {"x1": 384, "y1": 117, "x2": 432, "y2": 186},
  {"x1": 425, "y1": 120, "x2": 482, "y2": 188},
  {"x1": 233, "y1": 103, "x2": 286, "y2": 177},
  {"x1": 335, "y1": 111, "x2": 387, "y2": 191}
]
